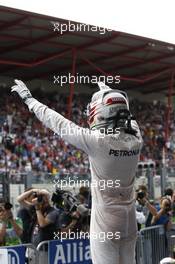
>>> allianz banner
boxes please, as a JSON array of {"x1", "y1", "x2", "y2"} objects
[
  {"x1": 0, "y1": 246, "x2": 26, "y2": 264},
  {"x1": 49, "y1": 238, "x2": 92, "y2": 264}
]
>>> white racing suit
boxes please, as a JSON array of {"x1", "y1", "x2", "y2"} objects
[{"x1": 26, "y1": 98, "x2": 143, "y2": 264}]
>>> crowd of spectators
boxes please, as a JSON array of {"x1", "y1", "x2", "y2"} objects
[
  {"x1": 0, "y1": 185, "x2": 174, "y2": 264},
  {"x1": 0, "y1": 90, "x2": 89, "y2": 180},
  {"x1": 0, "y1": 186, "x2": 91, "y2": 247},
  {"x1": 0, "y1": 89, "x2": 174, "y2": 181},
  {"x1": 130, "y1": 99, "x2": 175, "y2": 165}
]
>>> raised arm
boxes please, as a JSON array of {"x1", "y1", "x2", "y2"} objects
[{"x1": 11, "y1": 80, "x2": 99, "y2": 155}]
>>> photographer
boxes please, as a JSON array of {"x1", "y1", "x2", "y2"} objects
[
  {"x1": 136, "y1": 189, "x2": 172, "y2": 262},
  {"x1": 17, "y1": 187, "x2": 39, "y2": 243},
  {"x1": 135, "y1": 185, "x2": 157, "y2": 229},
  {"x1": 17, "y1": 188, "x2": 59, "y2": 247},
  {"x1": 151, "y1": 197, "x2": 172, "y2": 230},
  {"x1": 152, "y1": 197, "x2": 173, "y2": 260},
  {"x1": 0, "y1": 199, "x2": 23, "y2": 246}
]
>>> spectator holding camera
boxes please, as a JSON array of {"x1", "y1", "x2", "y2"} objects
[
  {"x1": 151, "y1": 197, "x2": 172, "y2": 230},
  {"x1": 135, "y1": 185, "x2": 158, "y2": 229},
  {"x1": 0, "y1": 199, "x2": 23, "y2": 246},
  {"x1": 151, "y1": 196, "x2": 173, "y2": 259},
  {"x1": 17, "y1": 188, "x2": 59, "y2": 247}
]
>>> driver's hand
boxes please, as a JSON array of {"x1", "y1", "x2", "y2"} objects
[{"x1": 11, "y1": 79, "x2": 32, "y2": 102}]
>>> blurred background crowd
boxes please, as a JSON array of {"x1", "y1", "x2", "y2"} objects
[
  {"x1": 0, "y1": 185, "x2": 174, "y2": 258},
  {"x1": 0, "y1": 90, "x2": 174, "y2": 181}
]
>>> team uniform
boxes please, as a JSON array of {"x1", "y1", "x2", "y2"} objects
[{"x1": 11, "y1": 80, "x2": 143, "y2": 264}]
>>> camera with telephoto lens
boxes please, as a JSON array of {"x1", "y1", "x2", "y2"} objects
[
  {"x1": 52, "y1": 189, "x2": 79, "y2": 228},
  {"x1": 32, "y1": 192, "x2": 43, "y2": 203},
  {"x1": 51, "y1": 189, "x2": 65, "y2": 209},
  {"x1": 63, "y1": 192, "x2": 79, "y2": 213},
  {"x1": 51, "y1": 189, "x2": 79, "y2": 213}
]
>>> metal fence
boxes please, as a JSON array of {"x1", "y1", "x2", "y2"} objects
[
  {"x1": 37, "y1": 241, "x2": 49, "y2": 264},
  {"x1": 36, "y1": 225, "x2": 175, "y2": 264},
  {"x1": 1, "y1": 226, "x2": 175, "y2": 264},
  {"x1": 136, "y1": 225, "x2": 175, "y2": 264},
  {"x1": 136, "y1": 225, "x2": 167, "y2": 264}
]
